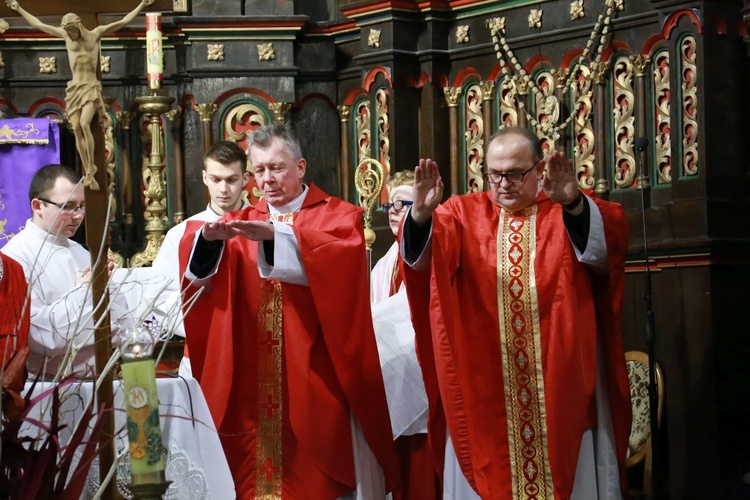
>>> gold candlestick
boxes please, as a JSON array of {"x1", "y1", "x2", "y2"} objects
[{"x1": 131, "y1": 92, "x2": 175, "y2": 267}]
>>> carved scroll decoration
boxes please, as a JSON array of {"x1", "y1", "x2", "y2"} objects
[
  {"x1": 572, "y1": 66, "x2": 595, "y2": 189},
  {"x1": 464, "y1": 83, "x2": 485, "y2": 193},
  {"x1": 533, "y1": 70, "x2": 557, "y2": 155},
  {"x1": 612, "y1": 57, "x2": 636, "y2": 188},
  {"x1": 223, "y1": 102, "x2": 267, "y2": 158},
  {"x1": 499, "y1": 77, "x2": 519, "y2": 127},
  {"x1": 375, "y1": 88, "x2": 391, "y2": 201},
  {"x1": 355, "y1": 100, "x2": 372, "y2": 167},
  {"x1": 653, "y1": 50, "x2": 672, "y2": 184},
  {"x1": 680, "y1": 36, "x2": 699, "y2": 177},
  {"x1": 222, "y1": 102, "x2": 268, "y2": 202}
]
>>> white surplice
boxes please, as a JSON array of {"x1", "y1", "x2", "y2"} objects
[{"x1": 1, "y1": 220, "x2": 132, "y2": 378}]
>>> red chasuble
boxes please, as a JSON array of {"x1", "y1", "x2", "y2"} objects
[
  {"x1": 403, "y1": 190, "x2": 631, "y2": 500},
  {"x1": 0, "y1": 253, "x2": 30, "y2": 367},
  {"x1": 179, "y1": 184, "x2": 398, "y2": 499}
]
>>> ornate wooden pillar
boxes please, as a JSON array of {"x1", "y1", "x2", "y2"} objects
[
  {"x1": 632, "y1": 54, "x2": 651, "y2": 191},
  {"x1": 513, "y1": 76, "x2": 530, "y2": 129},
  {"x1": 165, "y1": 109, "x2": 185, "y2": 224},
  {"x1": 480, "y1": 81, "x2": 495, "y2": 192},
  {"x1": 338, "y1": 105, "x2": 351, "y2": 201},
  {"x1": 196, "y1": 103, "x2": 218, "y2": 156},
  {"x1": 444, "y1": 87, "x2": 463, "y2": 195},
  {"x1": 592, "y1": 62, "x2": 611, "y2": 199},
  {"x1": 480, "y1": 81, "x2": 495, "y2": 140},
  {"x1": 552, "y1": 69, "x2": 569, "y2": 152}
]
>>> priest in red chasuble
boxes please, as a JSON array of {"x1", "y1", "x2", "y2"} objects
[
  {"x1": 401, "y1": 127, "x2": 631, "y2": 499},
  {"x1": 180, "y1": 123, "x2": 398, "y2": 499},
  {"x1": 0, "y1": 253, "x2": 29, "y2": 367}
]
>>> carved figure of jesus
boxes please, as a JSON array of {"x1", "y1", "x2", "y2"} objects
[{"x1": 4, "y1": 0, "x2": 154, "y2": 190}]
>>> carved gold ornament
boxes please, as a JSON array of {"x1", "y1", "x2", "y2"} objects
[
  {"x1": 572, "y1": 66, "x2": 595, "y2": 189},
  {"x1": 456, "y1": 25, "x2": 470, "y2": 44},
  {"x1": 207, "y1": 44, "x2": 224, "y2": 61},
  {"x1": 486, "y1": 17, "x2": 505, "y2": 36},
  {"x1": 570, "y1": 0, "x2": 585, "y2": 20},
  {"x1": 101, "y1": 55, "x2": 111, "y2": 73},
  {"x1": 0, "y1": 19, "x2": 9, "y2": 33},
  {"x1": 195, "y1": 103, "x2": 218, "y2": 123},
  {"x1": 528, "y1": 8, "x2": 543, "y2": 29},
  {"x1": 39, "y1": 56, "x2": 56, "y2": 74},
  {"x1": 368, "y1": 28, "x2": 381, "y2": 48},
  {"x1": 258, "y1": 42, "x2": 275, "y2": 61},
  {"x1": 653, "y1": 51, "x2": 671, "y2": 184},
  {"x1": 355, "y1": 100, "x2": 372, "y2": 164},
  {"x1": 612, "y1": 0, "x2": 624, "y2": 11},
  {"x1": 337, "y1": 105, "x2": 351, "y2": 122},
  {"x1": 613, "y1": 57, "x2": 636, "y2": 188},
  {"x1": 680, "y1": 36, "x2": 698, "y2": 177},
  {"x1": 269, "y1": 102, "x2": 291, "y2": 122},
  {"x1": 443, "y1": 87, "x2": 462, "y2": 107}
]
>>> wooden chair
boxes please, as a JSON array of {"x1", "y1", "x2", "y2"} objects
[{"x1": 624, "y1": 351, "x2": 664, "y2": 497}]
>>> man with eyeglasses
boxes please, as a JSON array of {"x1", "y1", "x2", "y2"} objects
[
  {"x1": 401, "y1": 127, "x2": 631, "y2": 499},
  {"x1": 1, "y1": 164, "x2": 132, "y2": 378}
]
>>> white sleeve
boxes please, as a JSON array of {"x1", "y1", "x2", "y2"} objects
[
  {"x1": 258, "y1": 221, "x2": 309, "y2": 286},
  {"x1": 568, "y1": 195, "x2": 608, "y2": 273}
]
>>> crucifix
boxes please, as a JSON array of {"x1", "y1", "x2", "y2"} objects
[{"x1": 0, "y1": 0, "x2": 172, "y2": 497}]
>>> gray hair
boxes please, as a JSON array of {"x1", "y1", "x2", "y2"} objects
[{"x1": 247, "y1": 122, "x2": 303, "y2": 161}]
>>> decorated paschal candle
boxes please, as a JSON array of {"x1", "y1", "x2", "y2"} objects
[{"x1": 145, "y1": 13, "x2": 163, "y2": 90}]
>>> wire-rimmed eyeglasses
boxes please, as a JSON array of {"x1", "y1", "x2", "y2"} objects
[
  {"x1": 38, "y1": 197, "x2": 86, "y2": 214},
  {"x1": 381, "y1": 200, "x2": 413, "y2": 212},
  {"x1": 483, "y1": 163, "x2": 539, "y2": 184}
]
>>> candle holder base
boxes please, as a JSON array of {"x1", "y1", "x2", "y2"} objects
[{"x1": 130, "y1": 481, "x2": 172, "y2": 500}]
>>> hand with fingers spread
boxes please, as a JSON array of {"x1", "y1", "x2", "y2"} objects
[
  {"x1": 202, "y1": 219, "x2": 275, "y2": 242},
  {"x1": 541, "y1": 150, "x2": 580, "y2": 206},
  {"x1": 411, "y1": 159, "x2": 444, "y2": 225}
]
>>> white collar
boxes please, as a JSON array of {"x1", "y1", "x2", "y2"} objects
[
  {"x1": 268, "y1": 184, "x2": 308, "y2": 214},
  {"x1": 27, "y1": 218, "x2": 71, "y2": 247}
]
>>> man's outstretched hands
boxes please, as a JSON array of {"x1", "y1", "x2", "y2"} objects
[
  {"x1": 541, "y1": 150, "x2": 580, "y2": 206},
  {"x1": 202, "y1": 220, "x2": 275, "y2": 242},
  {"x1": 411, "y1": 158, "x2": 443, "y2": 225}
]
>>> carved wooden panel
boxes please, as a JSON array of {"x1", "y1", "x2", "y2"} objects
[
  {"x1": 498, "y1": 76, "x2": 519, "y2": 127},
  {"x1": 653, "y1": 50, "x2": 672, "y2": 184},
  {"x1": 572, "y1": 66, "x2": 594, "y2": 189},
  {"x1": 463, "y1": 83, "x2": 484, "y2": 193},
  {"x1": 680, "y1": 36, "x2": 698, "y2": 177},
  {"x1": 375, "y1": 88, "x2": 390, "y2": 203},
  {"x1": 533, "y1": 70, "x2": 557, "y2": 155},
  {"x1": 612, "y1": 56, "x2": 636, "y2": 189},
  {"x1": 221, "y1": 100, "x2": 269, "y2": 203}
]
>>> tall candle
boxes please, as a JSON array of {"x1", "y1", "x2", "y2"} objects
[
  {"x1": 146, "y1": 13, "x2": 163, "y2": 90},
  {"x1": 120, "y1": 327, "x2": 166, "y2": 485}
]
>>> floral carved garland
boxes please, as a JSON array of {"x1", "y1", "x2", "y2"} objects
[{"x1": 488, "y1": 0, "x2": 624, "y2": 140}]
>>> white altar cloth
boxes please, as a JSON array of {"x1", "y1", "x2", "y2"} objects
[{"x1": 22, "y1": 376, "x2": 234, "y2": 499}]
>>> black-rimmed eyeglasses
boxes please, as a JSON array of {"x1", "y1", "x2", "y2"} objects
[
  {"x1": 483, "y1": 163, "x2": 539, "y2": 184},
  {"x1": 381, "y1": 200, "x2": 413, "y2": 212},
  {"x1": 38, "y1": 198, "x2": 86, "y2": 214}
]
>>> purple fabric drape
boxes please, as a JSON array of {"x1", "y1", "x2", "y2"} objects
[{"x1": 0, "y1": 118, "x2": 61, "y2": 249}]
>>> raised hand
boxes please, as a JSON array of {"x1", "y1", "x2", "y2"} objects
[
  {"x1": 541, "y1": 150, "x2": 580, "y2": 206},
  {"x1": 411, "y1": 158, "x2": 443, "y2": 224}
]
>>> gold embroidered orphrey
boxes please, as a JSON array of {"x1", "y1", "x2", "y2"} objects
[
  {"x1": 497, "y1": 206, "x2": 554, "y2": 499},
  {"x1": 255, "y1": 212, "x2": 294, "y2": 498}
]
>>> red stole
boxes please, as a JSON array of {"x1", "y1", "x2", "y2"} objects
[
  {"x1": 179, "y1": 184, "x2": 398, "y2": 499},
  {"x1": 404, "y1": 190, "x2": 631, "y2": 499},
  {"x1": 0, "y1": 253, "x2": 29, "y2": 368}
]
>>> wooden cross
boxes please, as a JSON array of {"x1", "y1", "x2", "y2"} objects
[{"x1": 1, "y1": 2, "x2": 172, "y2": 498}]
